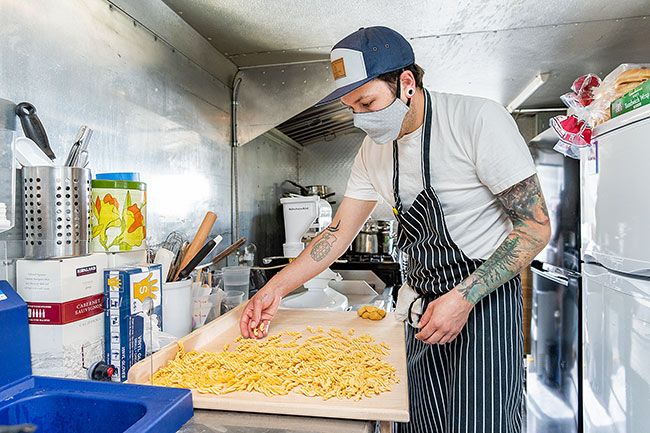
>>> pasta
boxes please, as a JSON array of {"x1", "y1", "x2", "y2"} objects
[{"x1": 152, "y1": 327, "x2": 398, "y2": 401}]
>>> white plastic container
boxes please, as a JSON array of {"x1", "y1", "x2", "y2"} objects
[
  {"x1": 221, "y1": 266, "x2": 251, "y2": 299},
  {"x1": 162, "y1": 279, "x2": 193, "y2": 338},
  {"x1": 0, "y1": 98, "x2": 16, "y2": 234}
]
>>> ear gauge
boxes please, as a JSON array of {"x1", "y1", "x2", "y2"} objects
[{"x1": 406, "y1": 88, "x2": 415, "y2": 97}]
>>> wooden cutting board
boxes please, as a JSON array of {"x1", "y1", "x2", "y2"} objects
[{"x1": 128, "y1": 305, "x2": 409, "y2": 422}]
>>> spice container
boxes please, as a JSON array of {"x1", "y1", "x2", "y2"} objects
[{"x1": 91, "y1": 179, "x2": 147, "y2": 253}]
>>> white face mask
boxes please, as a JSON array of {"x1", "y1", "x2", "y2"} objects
[{"x1": 352, "y1": 96, "x2": 409, "y2": 145}]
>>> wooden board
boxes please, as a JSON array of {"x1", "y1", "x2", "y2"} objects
[{"x1": 128, "y1": 305, "x2": 409, "y2": 422}]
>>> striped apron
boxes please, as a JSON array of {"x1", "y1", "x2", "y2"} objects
[{"x1": 394, "y1": 90, "x2": 524, "y2": 433}]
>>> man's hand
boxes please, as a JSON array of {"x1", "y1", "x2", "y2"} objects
[
  {"x1": 415, "y1": 289, "x2": 474, "y2": 344},
  {"x1": 239, "y1": 286, "x2": 282, "y2": 339}
]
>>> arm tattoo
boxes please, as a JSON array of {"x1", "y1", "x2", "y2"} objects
[
  {"x1": 310, "y1": 232, "x2": 338, "y2": 262},
  {"x1": 326, "y1": 220, "x2": 341, "y2": 233},
  {"x1": 496, "y1": 175, "x2": 550, "y2": 228},
  {"x1": 457, "y1": 174, "x2": 550, "y2": 304}
]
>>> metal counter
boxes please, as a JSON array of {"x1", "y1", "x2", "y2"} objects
[{"x1": 179, "y1": 410, "x2": 377, "y2": 433}]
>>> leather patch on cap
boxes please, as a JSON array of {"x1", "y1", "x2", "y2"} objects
[{"x1": 331, "y1": 58, "x2": 346, "y2": 80}]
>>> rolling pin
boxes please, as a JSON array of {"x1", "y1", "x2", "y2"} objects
[{"x1": 173, "y1": 211, "x2": 218, "y2": 281}]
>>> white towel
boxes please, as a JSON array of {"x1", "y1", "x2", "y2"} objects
[{"x1": 394, "y1": 283, "x2": 424, "y2": 328}]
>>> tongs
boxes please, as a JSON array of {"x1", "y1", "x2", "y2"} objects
[{"x1": 64, "y1": 125, "x2": 93, "y2": 167}]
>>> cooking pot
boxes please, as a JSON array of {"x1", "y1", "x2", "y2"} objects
[
  {"x1": 376, "y1": 220, "x2": 397, "y2": 256},
  {"x1": 351, "y1": 220, "x2": 379, "y2": 254},
  {"x1": 306, "y1": 185, "x2": 336, "y2": 200}
]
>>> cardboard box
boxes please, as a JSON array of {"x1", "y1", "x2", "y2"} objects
[
  {"x1": 104, "y1": 264, "x2": 163, "y2": 382},
  {"x1": 106, "y1": 249, "x2": 148, "y2": 268},
  {"x1": 16, "y1": 254, "x2": 108, "y2": 379},
  {"x1": 611, "y1": 79, "x2": 650, "y2": 118}
]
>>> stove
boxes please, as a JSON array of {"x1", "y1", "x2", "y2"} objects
[
  {"x1": 341, "y1": 253, "x2": 396, "y2": 263},
  {"x1": 331, "y1": 253, "x2": 403, "y2": 301}
]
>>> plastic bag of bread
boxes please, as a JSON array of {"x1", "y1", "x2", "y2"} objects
[{"x1": 589, "y1": 64, "x2": 650, "y2": 126}]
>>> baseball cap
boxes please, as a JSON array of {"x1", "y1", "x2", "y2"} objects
[{"x1": 317, "y1": 26, "x2": 415, "y2": 106}]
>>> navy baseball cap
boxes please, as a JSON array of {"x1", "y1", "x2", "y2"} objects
[{"x1": 317, "y1": 26, "x2": 415, "y2": 106}]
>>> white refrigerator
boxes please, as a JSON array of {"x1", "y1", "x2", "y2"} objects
[{"x1": 581, "y1": 104, "x2": 650, "y2": 433}]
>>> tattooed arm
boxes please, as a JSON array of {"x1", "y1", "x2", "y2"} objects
[
  {"x1": 457, "y1": 174, "x2": 551, "y2": 303},
  {"x1": 416, "y1": 174, "x2": 550, "y2": 344},
  {"x1": 240, "y1": 197, "x2": 376, "y2": 338}
]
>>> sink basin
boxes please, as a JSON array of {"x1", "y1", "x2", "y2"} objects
[
  {"x1": 0, "y1": 393, "x2": 145, "y2": 431},
  {"x1": 0, "y1": 376, "x2": 192, "y2": 433}
]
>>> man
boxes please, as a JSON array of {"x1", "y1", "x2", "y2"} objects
[{"x1": 240, "y1": 26, "x2": 550, "y2": 433}]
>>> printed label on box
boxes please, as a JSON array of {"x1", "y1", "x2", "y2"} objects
[{"x1": 104, "y1": 265, "x2": 162, "y2": 381}]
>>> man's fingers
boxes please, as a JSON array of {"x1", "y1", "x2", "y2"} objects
[
  {"x1": 250, "y1": 296, "x2": 263, "y2": 329},
  {"x1": 239, "y1": 304, "x2": 254, "y2": 338},
  {"x1": 425, "y1": 329, "x2": 446, "y2": 345},
  {"x1": 445, "y1": 332, "x2": 460, "y2": 344},
  {"x1": 418, "y1": 301, "x2": 435, "y2": 329},
  {"x1": 415, "y1": 317, "x2": 437, "y2": 341}
]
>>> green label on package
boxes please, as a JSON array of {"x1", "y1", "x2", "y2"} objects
[{"x1": 611, "y1": 80, "x2": 650, "y2": 118}]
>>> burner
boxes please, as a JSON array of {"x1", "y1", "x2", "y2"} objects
[{"x1": 342, "y1": 253, "x2": 395, "y2": 263}]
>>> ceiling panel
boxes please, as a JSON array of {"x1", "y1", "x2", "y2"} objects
[
  {"x1": 162, "y1": 0, "x2": 650, "y2": 60},
  {"x1": 162, "y1": 0, "x2": 650, "y2": 143}
]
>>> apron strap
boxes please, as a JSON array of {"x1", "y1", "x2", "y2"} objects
[
  {"x1": 406, "y1": 290, "x2": 437, "y2": 327},
  {"x1": 421, "y1": 90, "x2": 432, "y2": 189},
  {"x1": 392, "y1": 89, "x2": 433, "y2": 213}
]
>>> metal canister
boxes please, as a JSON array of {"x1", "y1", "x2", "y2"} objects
[
  {"x1": 352, "y1": 220, "x2": 379, "y2": 254},
  {"x1": 377, "y1": 219, "x2": 397, "y2": 256},
  {"x1": 23, "y1": 166, "x2": 91, "y2": 259}
]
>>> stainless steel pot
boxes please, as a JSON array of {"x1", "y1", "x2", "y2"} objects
[
  {"x1": 306, "y1": 185, "x2": 336, "y2": 200},
  {"x1": 306, "y1": 185, "x2": 328, "y2": 196},
  {"x1": 376, "y1": 220, "x2": 397, "y2": 256},
  {"x1": 351, "y1": 220, "x2": 379, "y2": 254}
]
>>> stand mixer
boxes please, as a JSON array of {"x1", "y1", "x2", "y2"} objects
[{"x1": 279, "y1": 194, "x2": 348, "y2": 311}]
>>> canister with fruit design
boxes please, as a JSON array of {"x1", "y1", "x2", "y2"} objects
[{"x1": 91, "y1": 179, "x2": 146, "y2": 252}]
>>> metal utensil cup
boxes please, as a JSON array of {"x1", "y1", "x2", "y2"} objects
[{"x1": 22, "y1": 166, "x2": 91, "y2": 259}]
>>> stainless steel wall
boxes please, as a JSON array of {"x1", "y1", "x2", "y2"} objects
[
  {"x1": 236, "y1": 133, "x2": 300, "y2": 261},
  {"x1": 0, "y1": 0, "x2": 235, "y2": 282}
]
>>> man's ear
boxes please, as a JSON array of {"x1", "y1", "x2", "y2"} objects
[{"x1": 400, "y1": 70, "x2": 416, "y2": 92}]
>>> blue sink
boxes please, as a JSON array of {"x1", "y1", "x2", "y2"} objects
[{"x1": 0, "y1": 281, "x2": 193, "y2": 433}]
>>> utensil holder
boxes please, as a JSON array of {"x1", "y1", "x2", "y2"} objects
[{"x1": 23, "y1": 166, "x2": 91, "y2": 259}]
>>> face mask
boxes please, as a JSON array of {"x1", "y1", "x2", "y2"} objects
[{"x1": 353, "y1": 97, "x2": 409, "y2": 145}]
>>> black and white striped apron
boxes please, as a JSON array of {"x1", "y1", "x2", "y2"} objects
[{"x1": 394, "y1": 90, "x2": 524, "y2": 433}]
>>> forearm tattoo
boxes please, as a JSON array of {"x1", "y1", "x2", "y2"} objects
[
  {"x1": 457, "y1": 175, "x2": 549, "y2": 304},
  {"x1": 310, "y1": 224, "x2": 340, "y2": 262},
  {"x1": 326, "y1": 220, "x2": 341, "y2": 233}
]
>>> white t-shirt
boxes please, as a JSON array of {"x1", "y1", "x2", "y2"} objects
[{"x1": 344, "y1": 91, "x2": 536, "y2": 260}]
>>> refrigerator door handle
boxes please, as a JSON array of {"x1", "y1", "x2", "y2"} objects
[{"x1": 531, "y1": 266, "x2": 570, "y2": 286}]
